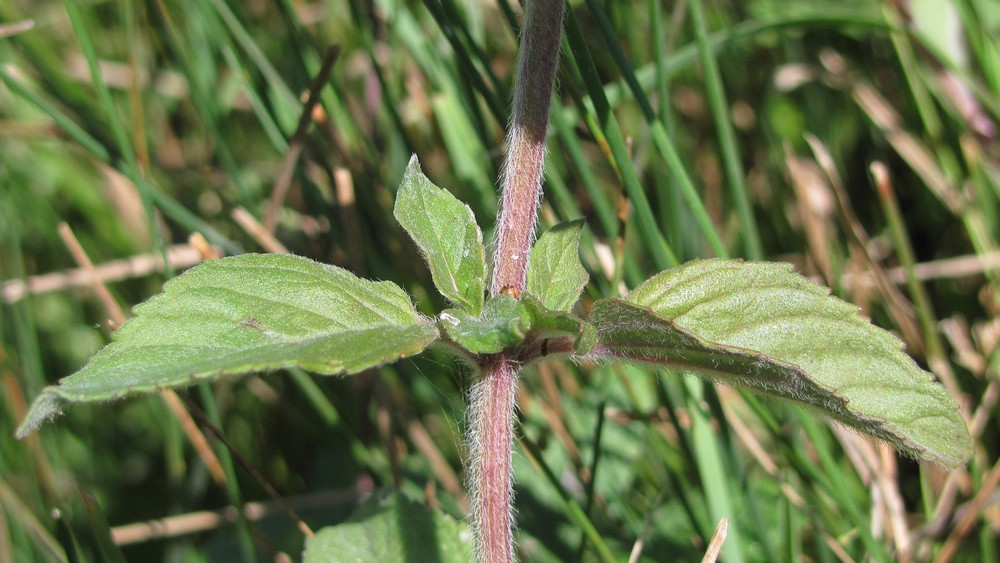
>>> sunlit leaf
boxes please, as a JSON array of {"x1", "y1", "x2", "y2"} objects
[
  {"x1": 394, "y1": 155, "x2": 487, "y2": 314},
  {"x1": 439, "y1": 294, "x2": 531, "y2": 354},
  {"x1": 521, "y1": 296, "x2": 596, "y2": 355},
  {"x1": 589, "y1": 259, "x2": 971, "y2": 469},
  {"x1": 439, "y1": 294, "x2": 595, "y2": 357},
  {"x1": 17, "y1": 253, "x2": 438, "y2": 437},
  {"x1": 526, "y1": 219, "x2": 588, "y2": 312}
]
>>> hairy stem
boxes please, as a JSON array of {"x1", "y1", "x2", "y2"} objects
[
  {"x1": 491, "y1": 0, "x2": 566, "y2": 296},
  {"x1": 469, "y1": 2, "x2": 565, "y2": 561},
  {"x1": 468, "y1": 357, "x2": 519, "y2": 562}
]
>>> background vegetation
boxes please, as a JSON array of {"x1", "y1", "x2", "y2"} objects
[{"x1": 2, "y1": 0, "x2": 998, "y2": 560}]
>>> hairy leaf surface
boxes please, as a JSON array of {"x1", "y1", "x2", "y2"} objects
[
  {"x1": 590, "y1": 259, "x2": 971, "y2": 469},
  {"x1": 521, "y1": 296, "x2": 596, "y2": 355},
  {"x1": 526, "y1": 219, "x2": 588, "y2": 312},
  {"x1": 439, "y1": 294, "x2": 595, "y2": 357},
  {"x1": 394, "y1": 155, "x2": 486, "y2": 314},
  {"x1": 439, "y1": 294, "x2": 531, "y2": 354},
  {"x1": 18, "y1": 254, "x2": 438, "y2": 437}
]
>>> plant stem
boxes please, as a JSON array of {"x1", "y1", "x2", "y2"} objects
[
  {"x1": 469, "y1": 357, "x2": 519, "y2": 562},
  {"x1": 471, "y1": 2, "x2": 565, "y2": 561},
  {"x1": 491, "y1": 0, "x2": 566, "y2": 296}
]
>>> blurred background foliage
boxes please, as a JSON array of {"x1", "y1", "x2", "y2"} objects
[{"x1": 1, "y1": 0, "x2": 999, "y2": 561}]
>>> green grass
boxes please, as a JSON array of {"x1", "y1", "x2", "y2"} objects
[{"x1": 2, "y1": 0, "x2": 999, "y2": 560}]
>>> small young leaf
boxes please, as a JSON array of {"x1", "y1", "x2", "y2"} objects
[
  {"x1": 521, "y1": 295, "x2": 596, "y2": 355},
  {"x1": 303, "y1": 492, "x2": 474, "y2": 563},
  {"x1": 17, "y1": 254, "x2": 438, "y2": 437},
  {"x1": 526, "y1": 219, "x2": 588, "y2": 312},
  {"x1": 394, "y1": 155, "x2": 487, "y2": 314},
  {"x1": 439, "y1": 295, "x2": 594, "y2": 358},
  {"x1": 439, "y1": 294, "x2": 531, "y2": 354},
  {"x1": 589, "y1": 259, "x2": 972, "y2": 469}
]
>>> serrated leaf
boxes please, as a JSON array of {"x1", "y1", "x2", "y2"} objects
[
  {"x1": 17, "y1": 254, "x2": 438, "y2": 437},
  {"x1": 439, "y1": 294, "x2": 531, "y2": 354},
  {"x1": 303, "y1": 492, "x2": 474, "y2": 563},
  {"x1": 526, "y1": 219, "x2": 588, "y2": 312},
  {"x1": 394, "y1": 155, "x2": 486, "y2": 314},
  {"x1": 589, "y1": 258, "x2": 971, "y2": 469}
]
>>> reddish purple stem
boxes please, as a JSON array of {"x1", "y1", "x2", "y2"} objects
[
  {"x1": 469, "y1": 357, "x2": 519, "y2": 562},
  {"x1": 471, "y1": 1, "x2": 566, "y2": 562},
  {"x1": 491, "y1": 0, "x2": 566, "y2": 297}
]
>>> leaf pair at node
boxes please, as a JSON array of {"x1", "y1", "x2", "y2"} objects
[
  {"x1": 395, "y1": 155, "x2": 591, "y2": 362},
  {"x1": 17, "y1": 155, "x2": 973, "y2": 471}
]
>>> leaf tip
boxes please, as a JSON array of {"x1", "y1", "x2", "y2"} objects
[
  {"x1": 16, "y1": 389, "x2": 67, "y2": 438},
  {"x1": 395, "y1": 155, "x2": 424, "y2": 210},
  {"x1": 403, "y1": 153, "x2": 423, "y2": 181}
]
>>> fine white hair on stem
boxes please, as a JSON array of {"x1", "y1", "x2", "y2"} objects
[
  {"x1": 466, "y1": 358, "x2": 519, "y2": 562},
  {"x1": 490, "y1": 0, "x2": 566, "y2": 297},
  {"x1": 472, "y1": 1, "x2": 566, "y2": 562}
]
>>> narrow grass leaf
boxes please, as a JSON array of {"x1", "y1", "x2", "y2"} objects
[
  {"x1": 17, "y1": 253, "x2": 438, "y2": 437},
  {"x1": 526, "y1": 219, "x2": 589, "y2": 312},
  {"x1": 589, "y1": 259, "x2": 972, "y2": 469},
  {"x1": 394, "y1": 155, "x2": 487, "y2": 314}
]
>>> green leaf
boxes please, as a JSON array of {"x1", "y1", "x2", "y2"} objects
[
  {"x1": 589, "y1": 259, "x2": 972, "y2": 469},
  {"x1": 438, "y1": 294, "x2": 596, "y2": 357},
  {"x1": 303, "y1": 492, "x2": 474, "y2": 563},
  {"x1": 521, "y1": 295, "x2": 596, "y2": 355},
  {"x1": 394, "y1": 155, "x2": 487, "y2": 314},
  {"x1": 17, "y1": 254, "x2": 438, "y2": 437},
  {"x1": 526, "y1": 219, "x2": 588, "y2": 312},
  {"x1": 439, "y1": 294, "x2": 531, "y2": 354}
]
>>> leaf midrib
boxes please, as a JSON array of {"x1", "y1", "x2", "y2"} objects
[
  {"x1": 199, "y1": 263, "x2": 415, "y2": 325},
  {"x1": 65, "y1": 323, "x2": 436, "y2": 393},
  {"x1": 419, "y1": 189, "x2": 464, "y2": 295}
]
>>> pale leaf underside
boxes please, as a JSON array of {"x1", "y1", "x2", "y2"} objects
[
  {"x1": 590, "y1": 259, "x2": 972, "y2": 469},
  {"x1": 17, "y1": 254, "x2": 438, "y2": 437}
]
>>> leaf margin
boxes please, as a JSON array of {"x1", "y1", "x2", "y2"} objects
[
  {"x1": 588, "y1": 258, "x2": 972, "y2": 469},
  {"x1": 525, "y1": 218, "x2": 589, "y2": 312},
  {"x1": 393, "y1": 154, "x2": 487, "y2": 314},
  {"x1": 17, "y1": 253, "x2": 438, "y2": 438}
]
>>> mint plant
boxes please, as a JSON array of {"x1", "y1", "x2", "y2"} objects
[{"x1": 16, "y1": 1, "x2": 972, "y2": 562}]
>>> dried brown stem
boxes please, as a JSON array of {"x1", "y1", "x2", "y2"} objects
[{"x1": 2, "y1": 244, "x2": 206, "y2": 303}]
